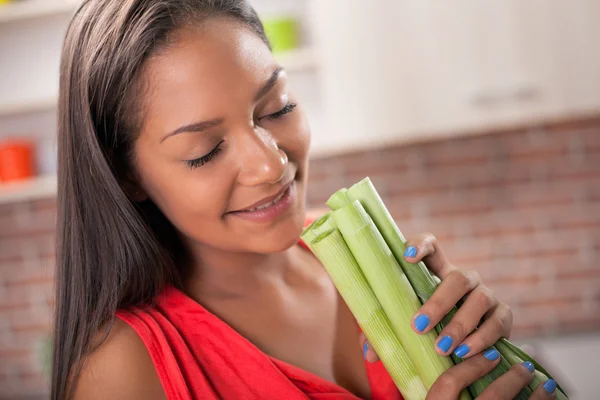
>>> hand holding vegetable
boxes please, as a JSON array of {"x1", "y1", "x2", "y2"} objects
[
  {"x1": 303, "y1": 177, "x2": 566, "y2": 400},
  {"x1": 361, "y1": 233, "x2": 558, "y2": 399}
]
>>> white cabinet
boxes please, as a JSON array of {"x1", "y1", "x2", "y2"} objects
[
  {"x1": 548, "y1": 0, "x2": 600, "y2": 116},
  {"x1": 418, "y1": 0, "x2": 566, "y2": 132},
  {"x1": 308, "y1": 0, "x2": 600, "y2": 152}
]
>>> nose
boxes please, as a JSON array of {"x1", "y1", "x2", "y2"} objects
[{"x1": 236, "y1": 127, "x2": 288, "y2": 187}]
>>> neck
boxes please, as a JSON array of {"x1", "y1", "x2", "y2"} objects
[{"x1": 184, "y1": 242, "x2": 297, "y2": 300}]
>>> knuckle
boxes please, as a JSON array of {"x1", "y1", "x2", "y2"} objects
[
  {"x1": 470, "y1": 332, "x2": 488, "y2": 352},
  {"x1": 451, "y1": 270, "x2": 472, "y2": 290},
  {"x1": 474, "y1": 287, "x2": 494, "y2": 310},
  {"x1": 470, "y1": 270, "x2": 482, "y2": 284},
  {"x1": 434, "y1": 372, "x2": 460, "y2": 394},
  {"x1": 426, "y1": 297, "x2": 446, "y2": 315},
  {"x1": 500, "y1": 303, "x2": 514, "y2": 324},
  {"x1": 488, "y1": 316, "x2": 506, "y2": 339},
  {"x1": 495, "y1": 303, "x2": 514, "y2": 337},
  {"x1": 511, "y1": 363, "x2": 533, "y2": 382},
  {"x1": 422, "y1": 232, "x2": 438, "y2": 244},
  {"x1": 449, "y1": 319, "x2": 469, "y2": 340},
  {"x1": 422, "y1": 233, "x2": 438, "y2": 252}
]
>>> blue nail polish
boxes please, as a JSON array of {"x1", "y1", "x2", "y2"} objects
[
  {"x1": 543, "y1": 379, "x2": 557, "y2": 394},
  {"x1": 404, "y1": 245, "x2": 417, "y2": 258},
  {"x1": 454, "y1": 344, "x2": 470, "y2": 358},
  {"x1": 483, "y1": 349, "x2": 500, "y2": 361},
  {"x1": 414, "y1": 314, "x2": 430, "y2": 332},
  {"x1": 437, "y1": 336, "x2": 453, "y2": 353},
  {"x1": 522, "y1": 361, "x2": 534, "y2": 373},
  {"x1": 363, "y1": 342, "x2": 368, "y2": 359}
]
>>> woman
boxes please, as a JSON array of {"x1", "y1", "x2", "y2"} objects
[{"x1": 51, "y1": 0, "x2": 557, "y2": 399}]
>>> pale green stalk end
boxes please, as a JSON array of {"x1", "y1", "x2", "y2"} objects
[
  {"x1": 301, "y1": 212, "x2": 333, "y2": 244},
  {"x1": 326, "y1": 187, "x2": 351, "y2": 210},
  {"x1": 495, "y1": 339, "x2": 567, "y2": 399},
  {"x1": 309, "y1": 228, "x2": 427, "y2": 400},
  {"x1": 331, "y1": 201, "x2": 455, "y2": 392},
  {"x1": 345, "y1": 177, "x2": 438, "y2": 304}
]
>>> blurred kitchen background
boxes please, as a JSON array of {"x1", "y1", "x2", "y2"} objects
[{"x1": 0, "y1": 0, "x2": 598, "y2": 398}]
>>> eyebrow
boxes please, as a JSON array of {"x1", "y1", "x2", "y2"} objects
[
  {"x1": 161, "y1": 68, "x2": 284, "y2": 143},
  {"x1": 161, "y1": 118, "x2": 224, "y2": 143},
  {"x1": 254, "y1": 67, "x2": 283, "y2": 101}
]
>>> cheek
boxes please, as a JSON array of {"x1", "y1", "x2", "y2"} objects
[
  {"x1": 133, "y1": 144, "x2": 235, "y2": 243},
  {"x1": 279, "y1": 106, "x2": 311, "y2": 171}
]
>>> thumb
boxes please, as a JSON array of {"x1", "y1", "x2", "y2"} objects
[{"x1": 359, "y1": 333, "x2": 380, "y2": 363}]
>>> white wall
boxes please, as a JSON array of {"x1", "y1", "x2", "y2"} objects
[
  {"x1": 519, "y1": 333, "x2": 600, "y2": 400},
  {"x1": 0, "y1": 13, "x2": 69, "y2": 109},
  {"x1": 307, "y1": 0, "x2": 600, "y2": 155}
]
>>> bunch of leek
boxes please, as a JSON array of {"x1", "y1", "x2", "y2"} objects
[{"x1": 301, "y1": 177, "x2": 567, "y2": 400}]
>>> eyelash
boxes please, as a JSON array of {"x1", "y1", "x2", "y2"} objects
[
  {"x1": 186, "y1": 140, "x2": 224, "y2": 169},
  {"x1": 184, "y1": 103, "x2": 297, "y2": 169},
  {"x1": 263, "y1": 102, "x2": 297, "y2": 121}
]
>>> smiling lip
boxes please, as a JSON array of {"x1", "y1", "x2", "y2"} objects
[
  {"x1": 228, "y1": 181, "x2": 295, "y2": 223},
  {"x1": 233, "y1": 181, "x2": 293, "y2": 212}
]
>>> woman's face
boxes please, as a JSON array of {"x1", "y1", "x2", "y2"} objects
[{"x1": 132, "y1": 18, "x2": 311, "y2": 255}]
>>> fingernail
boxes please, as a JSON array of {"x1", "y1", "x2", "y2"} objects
[
  {"x1": 454, "y1": 344, "x2": 470, "y2": 358},
  {"x1": 437, "y1": 336, "x2": 453, "y2": 353},
  {"x1": 363, "y1": 342, "x2": 368, "y2": 359},
  {"x1": 414, "y1": 314, "x2": 430, "y2": 333},
  {"x1": 483, "y1": 348, "x2": 500, "y2": 361},
  {"x1": 543, "y1": 379, "x2": 557, "y2": 394},
  {"x1": 522, "y1": 361, "x2": 535, "y2": 373},
  {"x1": 404, "y1": 245, "x2": 417, "y2": 258}
]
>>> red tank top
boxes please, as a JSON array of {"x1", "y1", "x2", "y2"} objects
[{"x1": 117, "y1": 237, "x2": 403, "y2": 399}]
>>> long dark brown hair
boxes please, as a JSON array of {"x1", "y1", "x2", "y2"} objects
[{"x1": 52, "y1": 1, "x2": 269, "y2": 398}]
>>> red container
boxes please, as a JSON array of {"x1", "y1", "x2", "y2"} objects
[{"x1": 0, "y1": 139, "x2": 36, "y2": 183}]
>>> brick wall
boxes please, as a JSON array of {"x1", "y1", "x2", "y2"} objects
[
  {"x1": 0, "y1": 116, "x2": 599, "y2": 398},
  {"x1": 308, "y1": 118, "x2": 600, "y2": 338},
  {"x1": 0, "y1": 198, "x2": 55, "y2": 399}
]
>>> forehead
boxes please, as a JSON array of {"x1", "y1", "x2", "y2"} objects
[{"x1": 140, "y1": 18, "x2": 275, "y2": 130}]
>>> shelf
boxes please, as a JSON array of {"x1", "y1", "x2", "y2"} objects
[
  {"x1": 0, "y1": 174, "x2": 57, "y2": 204},
  {"x1": 0, "y1": 96, "x2": 57, "y2": 118},
  {"x1": 0, "y1": 0, "x2": 78, "y2": 24},
  {"x1": 0, "y1": 48, "x2": 317, "y2": 119}
]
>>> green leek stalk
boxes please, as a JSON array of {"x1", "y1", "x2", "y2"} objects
[
  {"x1": 331, "y1": 201, "x2": 468, "y2": 399},
  {"x1": 303, "y1": 228, "x2": 428, "y2": 400},
  {"x1": 301, "y1": 212, "x2": 333, "y2": 244},
  {"x1": 326, "y1": 188, "x2": 351, "y2": 210},
  {"x1": 495, "y1": 339, "x2": 568, "y2": 400},
  {"x1": 327, "y1": 178, "x2": 526, "y2": 399}
]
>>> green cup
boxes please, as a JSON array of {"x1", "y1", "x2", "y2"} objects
[{"x1": 262, "y1": 16, "x2": 299, "y2": 54}]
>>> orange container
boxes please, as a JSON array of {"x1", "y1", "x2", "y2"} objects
[{"x1": 0, "y1": 139, "x2": 36, "y2": 183}]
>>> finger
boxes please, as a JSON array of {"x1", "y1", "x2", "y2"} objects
[
  {"x1": 411, "y1": 269, "x2": 481, "y2": 335},
  {"x1": 530, "y1": 379, "x2": 558, "y2": 399},
  {"x1": 359, "y1": 333, "x2": 379, "y2": 363},
  {"x1": 455, "y1": 303, "x2": 513, "y2": 359},
  {"x1": 433, "y1": 285, "x2": 497, "y2": 356},
  {"x1": 403, "y1": 233, "x2": 456, "y2": 279},
  {"x1": 425, "y1": 349, "x2": 501, "y2": 400},
  {"x1": 478, "y1": 361, "x2": 535, "y2": 400}
]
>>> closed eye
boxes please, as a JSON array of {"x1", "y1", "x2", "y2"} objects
[
  {"x1": 261, "y1": 103, "x2": 297, "y2": 121},
  {"x1": 185, "y1": 140, "x2": 224, "y2": 169}
]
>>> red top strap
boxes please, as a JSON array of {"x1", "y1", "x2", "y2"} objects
[{"x1": 116, "y1": 218, "x2": 403, "y2": 400}]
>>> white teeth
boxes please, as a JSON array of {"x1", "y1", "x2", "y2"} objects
[{"x1": 246, "y1": 189, "x2": 286, "y2": 212}]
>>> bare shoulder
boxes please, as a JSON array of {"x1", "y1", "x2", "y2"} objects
[{"x1": 72, "y1": 318, "x2": 166, "y2": 400}]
